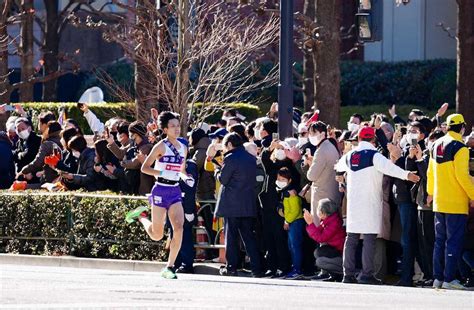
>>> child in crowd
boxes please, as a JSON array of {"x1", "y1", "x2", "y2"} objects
[
  {"x1": 276, "y1": 167, "x2": 305, "y2": 280},
  {"x1": 304, "y1": 198, "x2": 346, "y2": 282}
]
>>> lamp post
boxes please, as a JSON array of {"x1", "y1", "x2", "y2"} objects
[{"x1": 278, "y1": 0, "x2": 294, "y2": 139}]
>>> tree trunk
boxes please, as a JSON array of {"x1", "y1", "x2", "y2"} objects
[
  {"x1": 42, "y1": 0, "x2": 59, "y2": 102},
  {"x1": 134, "y1": 0, "x2": 154, "y2": 122},
  {"x1": 313, "y1": 0, "x2": 342, "y2": 127},
  {"x1": 19, "y1": 0, "x2": 34, "y2": 102},
  {"x1": 177, "y1": 0, "x2": 191, "y2": 135},
  {"x1": 0, "y1": 0, "x2": 12, "y2": 104},
  {"x1": 456, "y1": 0, "x2": 474, "y2": 132},
  {"x1": 303, "y1": 0, "x2": 315, "y2": 112}
]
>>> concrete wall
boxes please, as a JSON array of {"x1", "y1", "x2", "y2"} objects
[{"x1": 364, "y1": 0, "x2": 457, "y2": 62}]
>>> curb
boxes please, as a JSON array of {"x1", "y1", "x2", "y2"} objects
[{"x1": 0, "y1": 254, "x2": 221, "y2": 275}]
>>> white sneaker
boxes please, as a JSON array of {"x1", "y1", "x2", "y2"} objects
[
  {"x1": 433, "y1": 279, "x2": 443, "y2": 289},
  {"x1": 441, "y1": 280, "x2": 466, "y2": 290}
]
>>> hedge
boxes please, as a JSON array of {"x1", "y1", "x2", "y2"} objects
[
  {"x1": 0, "y1": 192, "x2": 166, "y2": 261},
  {"x1": 16, "y1": 102, "x2": 261, "y2": 134},
  {"x1": 340, "y1": 59, "x2": 456, "y2": 108}
]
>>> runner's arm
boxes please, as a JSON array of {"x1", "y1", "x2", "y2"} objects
[{"x1": 141, "y1": 142, "x2": 165, "y2": 177}]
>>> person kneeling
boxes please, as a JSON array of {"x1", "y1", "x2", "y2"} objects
[{"x1": 304, "y1": 198, "x2": 346, "y2": 282}]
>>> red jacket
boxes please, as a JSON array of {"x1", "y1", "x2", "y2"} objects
[{"x1": 306, "y1": 213, "x2": 346, "y2": 253}]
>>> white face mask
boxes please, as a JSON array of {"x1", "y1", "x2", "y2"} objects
[
  {"x1": 309, "y1": 133, "x2": 323, "y2": 146},
  {"x1": 72, "y1": 150, "x2": 81, "y2": 158},
  {"x1": 274, "y1": 149, "x2": 286, "y2": 161},
  {"x1": 17, "y1": 129, "x2": 30, "y2": 140},
  {"x1": 275, "y1": 180, "x2": 288, "y2": 189},
  {"x1": 298, "y1": 137, "x2": 308, "y2": 145},
  {"x1": 214, "y1": 143, "x2": 224, "y2": 151},
  {"x1": 347, "y1": 123, "x2": 359, "y2": 132},
  {"x1": 399, "y1": 136, "x2": 409, "y2": 150},
  {"x1": 254, "y1": 129, "x2": 262, "y2": 141},
  {"x1": 406, "y1": 133, "x2": 420, "y2": 144}
]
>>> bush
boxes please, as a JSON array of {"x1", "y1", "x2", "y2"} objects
[
  {"x1": 0, "y1": 192, "x2": 166, "y2": 261},
  {"x1": 17, "y1": 102, "x2": 261, "y2": 134},
  {"x1": 193, "y1": 102, "x2": 262, "y2": 124},
  {"x1": 340, "y1": 59, "x2": 456, "y2": 108}
]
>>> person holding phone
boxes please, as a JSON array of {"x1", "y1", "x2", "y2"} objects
[{"x1": 391, "y1": 121, "x2": 427, "y2": 287}]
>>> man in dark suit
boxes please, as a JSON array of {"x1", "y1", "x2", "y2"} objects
[{"x1": 215, "y1": 133, "x2": 262, "y2": 277}]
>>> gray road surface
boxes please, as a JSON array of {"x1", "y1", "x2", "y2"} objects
[{"x1": 0, "y1": 264, "x2": 473, "y2": 309}]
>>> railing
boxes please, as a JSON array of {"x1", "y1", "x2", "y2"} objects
[{"x1": 0, "y1": 192, "x2": 225, "y2": 252}]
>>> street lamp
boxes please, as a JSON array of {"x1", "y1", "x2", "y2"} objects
[{"x1": 278, "y1": 0, "x2": 294, "y2": 139}]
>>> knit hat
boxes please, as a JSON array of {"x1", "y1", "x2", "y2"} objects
[{"x1": 128, "y1": 121, "x2": 147, "y2": 138}]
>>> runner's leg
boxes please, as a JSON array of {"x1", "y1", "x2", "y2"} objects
[
  {"x1": 167, "y1": 202, "x2": 185, "y2": 268},
  {"x1": 139, "y1": 204, "x2": 167, "y2": 241}
]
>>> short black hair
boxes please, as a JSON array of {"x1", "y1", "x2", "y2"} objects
[
  {"x1": 39, "y1": 111, "x2": 56, "y2": 125},
  {"x1": 409, "y1": 121, "x2": 426, "y2": 135},
  {"x1": 117, "y1": 122, "x2": 130, "y2": 135},
  {"x1": 158, "y1": 111, "x2": 179, "y2": 129},
  {"x1": 223, "y1": 132, "x2": 243, "y2": 148},
  {"x1": 261, "y1": 118, "x2": 278, "y2": 135},
  {"x1": 217, "y1": 119, "x2": 227, "y2": 127},
  {"x1": 229, "y1": 124, "x2": 246, "y2": 140},
  {"x1": 61, "y1": 127, "x2": 79, "y2": 146},
  {"x1": 448, "y1": 123, "x2": 464, "y2": 134},
  {"x1": 351, "y1": 113, "x2": 364, "y2": 123},
  {"x1": 309, "y1": 121, "x2": 328, "y2": 135},
  {"x1": 68, "y1": 135, "x2": 87, "y2": 152},
  {"x1": 411, "y1": 109, "x2": 424, "y2": 117},
  {"x1": 65, "y1": 118, "x2": 83, "y2": 135},
  {"x1": 428, "y1": 129, "x2": 445, "y2": 141},
  {"x1": 277, "y1": 167, "x2": 292, "y2": 180}
]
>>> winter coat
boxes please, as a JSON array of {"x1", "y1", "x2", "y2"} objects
[
  {"x1": 335, "y1": 141, "x2": 410, "y2": 234},
  {"x1": 215, "y1": 146, "x2": 257, "y2": 218},
  {"x1": 0, "y1": 138, "x2": 15, "y2": 189},
  {"x1": 192, "y1": 137, "x2": 215, "y2": 200},
  {"x1": 13, "y1": 131, "x2": 41, "y2": 172},
  {"x1": 69, "y1": 147, "x2": 99, "y2": 191},
  {"x1": 307, "y1": 139, "x2": 341, "y2": 225},
  {"x1": 306, "y1": 213, "x2": 346, "y2": 253}
]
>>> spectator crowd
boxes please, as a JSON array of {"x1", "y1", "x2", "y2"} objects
[{"x1": 0, "y1": 101, "x2": 473, "y2": 290}]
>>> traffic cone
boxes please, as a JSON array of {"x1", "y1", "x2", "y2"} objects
[{"x1": 195, "y1": 215, "x2": 208, "y2": 260}]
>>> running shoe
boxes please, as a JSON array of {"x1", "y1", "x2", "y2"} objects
[
  {"x1": 432, "y1": 279, "x2": 443, "y2": 289},
  {"x1": 441, "y1": 280, "x2": 466, "y2": 290},
  {"x1": 161, "y1": 267, "x2": 178, "y2": 279},
  {"x1": 125, "y1": 206, "x2": 149, "y2": 224}
]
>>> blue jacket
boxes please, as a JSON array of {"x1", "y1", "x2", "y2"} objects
[{"x1": 215, "y1": 146, "x2": 257, "y2": 218}]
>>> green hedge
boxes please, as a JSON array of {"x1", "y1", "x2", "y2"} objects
[
  {"x1": 340, "y1": 59, "x2": 456, "y2": 108},
  {"x1": 0, "y1": 192, "x2": 166, "y2": 261},
  {"x1": 17, "y1": 102, "x2": 261, "y2": 134}
]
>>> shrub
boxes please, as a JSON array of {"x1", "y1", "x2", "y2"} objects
[{"x1": 0, "y1": 192, "x2": 166, "y2": 261}]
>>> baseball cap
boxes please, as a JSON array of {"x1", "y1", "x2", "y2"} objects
[
  {"x1": 209, "y1": 128, "x2": 228, "y2": 139},
  {"x1": 446, "y1": 114, "x2": 465, "y2": 126},
  {"x1": 358, "y1": 126, "x2": 375, "y2": 139}
]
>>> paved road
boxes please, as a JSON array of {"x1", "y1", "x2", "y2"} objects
[{"x1": 0, "y1": 264, "x2": 473, "y2": 309}]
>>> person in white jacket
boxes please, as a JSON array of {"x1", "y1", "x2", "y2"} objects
[{"x1": 335, "y1": 126, "x2": 420, "y2": 285}]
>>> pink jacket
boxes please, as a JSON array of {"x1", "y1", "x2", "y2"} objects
[{"x1": 306, "y1": 213, "x2": 346, "y2": 253}]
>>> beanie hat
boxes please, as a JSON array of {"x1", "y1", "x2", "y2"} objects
[{"x1": 128, "y1": 121, "x2": 147, "y2": 138}]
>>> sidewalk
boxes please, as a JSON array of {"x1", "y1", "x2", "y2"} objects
[{"x1": 0, "y1": 254, "x2": 221, "y2": 275}]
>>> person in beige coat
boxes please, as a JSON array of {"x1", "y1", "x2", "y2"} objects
[{"x1": 304, "y1": 122, "x2": 341, "y2": 225}]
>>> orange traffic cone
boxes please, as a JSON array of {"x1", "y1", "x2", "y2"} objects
[{"x1": 195, "y1": 215, "x2": 208, "y2": 260}]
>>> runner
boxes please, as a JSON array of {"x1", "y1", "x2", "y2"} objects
[{"x1": 125, "y1": 111, "x2": 193, "y2": 279}]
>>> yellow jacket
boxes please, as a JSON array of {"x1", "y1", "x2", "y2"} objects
[
  {"x1": 427, "y1": 131, "x2": 474, "y2": 214},
  {"x1": 283, "y1": 195, "x2": 303, "y2": 223}
]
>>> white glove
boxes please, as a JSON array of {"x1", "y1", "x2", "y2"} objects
[{"x1": 185, "y1": 213, "x2": 195, "y2": 223}]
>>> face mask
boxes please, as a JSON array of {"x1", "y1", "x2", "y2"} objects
[
  {"x1": 309, "y1": 133, "x2": 323, "y2": 146},
  {"x1": 399, "y1": 136, "x2": 409, "y2": 150},
  {"x1": 17, "y1": 129, "x2": 30, "y2": 140},
  {"x1": 298, "y1": 137, "x2": 308, "y2": 145},
  {"x1": 406, "y1": 133, "x2": 419, "y2": 142},
  {"x1": 347, "y1": 123, "x2": 359, "y2": 132},
  {"x1": 274, "y1": 149, "x2": 286, "y2": 161},
  {"x1": 254, "y1": 129, "x2": 262, "y2": 141},
  {"x1": 275, "y1": 180, "x2": 288, "y2": 189},
  {"x1": 214, "y1": 143, "x2": 224, "y2": 151},
  {"x1": 72, "y1": 150, "x2": 81, "y2": 158}
]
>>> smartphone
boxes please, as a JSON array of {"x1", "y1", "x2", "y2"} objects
[
  {"x1": 4, "y1": 105, "x2": 15, "y2": 112},
  {"x1": 411, "y1": 138, "x2": 418, "y2": 146},
  {"x1": 272, "y1": 132, "x2": 279, "y2": 140},
  {"x1": 77, "y1": 102, "x2": 84, "y2": 109},
  {"x1": 395, "y1": 123, "x2": 402, "y2": 132}
]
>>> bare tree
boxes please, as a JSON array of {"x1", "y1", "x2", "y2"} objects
[
  {"x1": 456, "y1": 0, "x2": 474, "y2": 131},
  {"x1": 302, "y1": 0, "x2": 315, "y2": 112},
  {"x1": 73, "y1": 1, "x2": 279, "y2": 133},
  {"x1": 0, "y1": 0, "x2": 13, "y2": 103},
  {"x1": 19, "y1": 0, "x2": 34, "y2": 102}
]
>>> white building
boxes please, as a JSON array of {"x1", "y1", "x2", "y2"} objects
[{"x1": 364, "y1": 0, "x2": 457, "y2": 62}]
